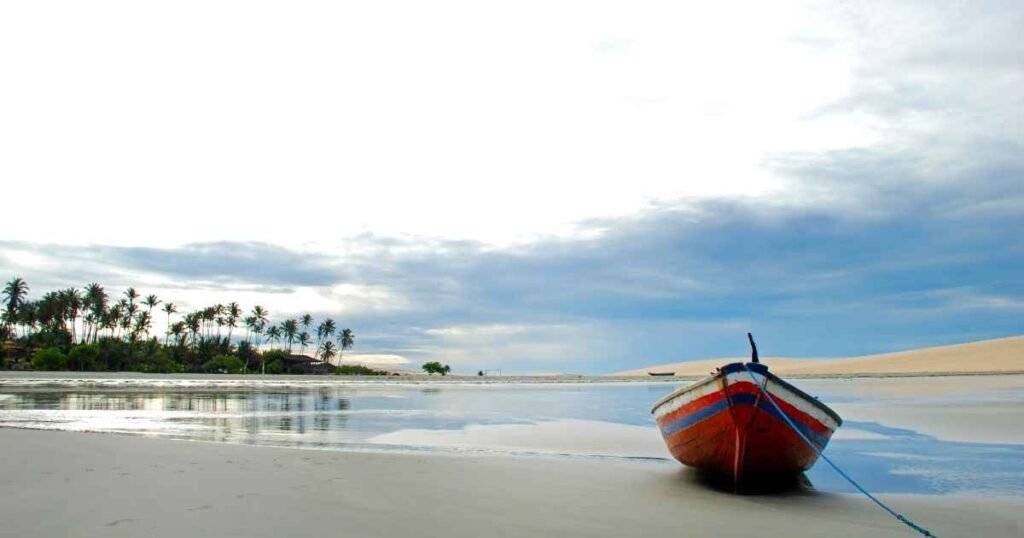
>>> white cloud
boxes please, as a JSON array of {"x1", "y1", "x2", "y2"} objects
[
  {"x1": 0, "y1": 0, "x2": 891, "y2": 249},
  {"x1": 340, "y1": 353, "x2": 410, "y2": 366}
]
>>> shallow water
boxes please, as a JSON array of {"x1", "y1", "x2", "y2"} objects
[{"x1": 1, "y1": 375, "x2": 1022, "y2": 496}]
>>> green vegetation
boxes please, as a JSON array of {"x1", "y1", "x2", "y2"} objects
[
  {"x1": 1, "y1": 276, "x2": 357, "y2": 375},
  {"x1": 421, "y1": 361, "x2": 451, "y2": 376},
  {"x1": 31, "y1": 347, "x2": 67, "y2": 370},
  {"x1": 67, "y1": 344, "x2": 100, "y2": 371},
  {"x1": 336, "y1": 364, "x2": 387, "y2": 376},
  {"x1": 203, "y1": 355, "x2": 245, "y2": 374}
]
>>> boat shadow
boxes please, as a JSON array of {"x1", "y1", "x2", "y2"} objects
[{"x1": 676, "y1": 466, "x2": 818, "y2": 496}]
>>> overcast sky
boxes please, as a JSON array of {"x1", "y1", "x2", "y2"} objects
[{"x1": 1, "y1": 1, "x2": 1021, "y2": 372}]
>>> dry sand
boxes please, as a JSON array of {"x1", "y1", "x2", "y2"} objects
[
  {"x1": 616, "y1": 335, "x2": 1024, "y2": 377},
  {"x1": 2, "y1": 428, "x2": 1021, "y2": 537}
]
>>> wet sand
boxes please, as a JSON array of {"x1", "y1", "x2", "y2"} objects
[{"x1": 2, "y1": 428, "x2": 1021, "y2": 537}]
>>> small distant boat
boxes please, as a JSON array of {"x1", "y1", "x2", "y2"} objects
[
  {"x1": 647, "y1": 372, "x2": 676, "y2": 377},
  {"x1": 651, "y1": 334, "x2": 841, "y2": 481}
]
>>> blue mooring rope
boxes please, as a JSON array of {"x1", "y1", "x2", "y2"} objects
[{"x1": 741, "y1": 364, "x2": 937, "y2": 537}]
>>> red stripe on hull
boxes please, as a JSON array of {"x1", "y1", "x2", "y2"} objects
[{"x1": 655, "y1": 380, "x2": 836, "y2": 478}]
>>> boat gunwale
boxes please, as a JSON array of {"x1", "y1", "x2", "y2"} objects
[{"x1": 650, "y1": 362, "x2": 842, "y2": 425}]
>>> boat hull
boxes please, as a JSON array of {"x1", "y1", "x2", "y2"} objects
[{"x1": 652, "y1": 362, "x2": 841, "y2": 479}]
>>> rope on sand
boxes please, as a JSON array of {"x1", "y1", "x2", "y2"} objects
[{"x1": 741, "y1": 364, "x2": 937, "y2": 537}]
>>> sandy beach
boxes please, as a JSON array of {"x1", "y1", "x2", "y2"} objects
[
  {"x1": 617, "y1": 335, "x2": 1024, "y2": 378},
  {"x1": 2, "y1": 339, "x2": 1023, "y2": 536},
  {"x1": 2, "y1": 428, "x2": 1020, "y2": 538}
]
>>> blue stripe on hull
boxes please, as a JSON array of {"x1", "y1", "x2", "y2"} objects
[{"x1": 660, "y1": 392, "x2": 830, "y2": 449}]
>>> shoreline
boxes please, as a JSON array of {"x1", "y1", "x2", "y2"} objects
[
  {"x1": 3, "y1": 428, "x2": 1021, "y2": 537},
  {"x1": 2, "y1": 368, "x2": 1024, "y2": 385}
]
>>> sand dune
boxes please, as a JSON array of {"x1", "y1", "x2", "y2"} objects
[{"x1": 615, "y1": 335, "x2": 1024, "y2": 377}]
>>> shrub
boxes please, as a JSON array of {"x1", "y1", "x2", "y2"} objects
[
  {"x1": 202, "y1": 354, "x2": 245, "y2": 374},
  {"x1": 336, "y1": 364, "x2": 386, "y2": 376},
  {"x1": 421, "y1": 361, "x2": 451, "y2": 376},
  {"x1": 31, "y1": 347, "x2": 68, "y2": 371},
  {"x1": 137, "y1": 348, "x2": 184, "y2": 373},
  {"x1": 68, "y1": 344, "x2": 101, "y2": 371},
  {"x1": 260, "y1": 349, "x2": 286, "y2": 374},
  {"x1": 264, "y1": 358, "x2": 284, "y2": 375}
]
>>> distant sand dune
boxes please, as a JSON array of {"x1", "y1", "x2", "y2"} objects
[{"x1": 614, "y1": 335, "x2": 1024, "y2": 377}]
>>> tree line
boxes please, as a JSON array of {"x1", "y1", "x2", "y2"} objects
[{"x1": 1, "y1": 276, "x2": 357, "y2": 374}]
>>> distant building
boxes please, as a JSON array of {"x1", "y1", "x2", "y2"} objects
[
  {"x1": 1, "y1": 341, "x2": 30, "y2": 370},
  {"x1": 279, "y1": 353, "x2": 335, "y2": 375}
]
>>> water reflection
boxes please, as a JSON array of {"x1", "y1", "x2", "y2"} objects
[
  {"x1": 0, "y1": 389, "x2": 356, "y2": 444},
  {"x1": 1, "y1": 379, "x2": 1023, "y2": 496}
]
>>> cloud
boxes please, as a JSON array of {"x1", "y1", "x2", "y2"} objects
[
  {"x1": 1, "y1": 2, "x2": 1022, "y2": 372},
  {"x1": 2, "y1": 186, "x2": 1022, "y2": 372}
]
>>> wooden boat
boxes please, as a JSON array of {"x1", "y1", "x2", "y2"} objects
[
  {"x1": 651, "y1": 334, "x2": 841, "y2": 480},
  {"x1": 647, "y1": 372, "x2": 676, "y2": 377}
]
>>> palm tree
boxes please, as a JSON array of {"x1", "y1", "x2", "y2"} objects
[
  {"x1": 133, "y1": 311, "x2": 152, "y2": 342},
  {"x1": 124, "y1": 288, "x2": 139, "y2": 307},
  {"x1": 282, "y1": 319, "x2": 298, "y2": 353},
  {"x1": 102, "y1": 305, "x2": 120, "y2": 340},
  {"x1": 162, "y1": 302, "x2": 177, "y2": 345},
  {"x1": 244, "y1": 315, "x2": 257, "y2": 344},
  {"x1": 337, "y1": 328, "x2": 354, "y2": 363},
  {"x1": 252, "y1": 306, "x2": 268, "y2": 347},
  {"x1": 122, "y1": 289, "x2": 138, "y2": 341},
  {"x1": 226, "y1": 302, "x2": 241, "y2": 344},
  {"x1": 2, "y1": 277, "x2": 29, "y2": 337},
  {"x1": 36, "y1": 291, "x2": 64, "y2": 332},
  {"x1": 298, "y1": 331, "x2": 311, "y2": 355},
  {"x1": 122, "y1": 302, "x2": 138, "y2": 342},
  {"x1": 143, "y1": 294, "x2": 160, "y2": 316},
  {"x1": 300, "y1": 314, "x2": 313, "y2": 339},
  {"x1": 319, "y1": 341, "x2": 336, "y2": 365},
  {"x1": 63, "y1": 288, "x2": 83, "y2": 343},
  {"x1": 18, "y1": 302, "x2": 38, "y2": 337},
  {"x1": 201, "y1": 307, "x2": 215, "y2": 340},
  {"x1": 213, "y1": 304, "x2": 225, "y2": 339},
  {"x1": 185, "y1": 312, "x2": 201, "y2": 351},
  {"x1": 317, "y1": 319, "x2": 336, "y2": 351},
  {"x1": 169, "y1": 321, "x2": 186, "y2": 347},
  {"x1": 83, "y1": 283, "x2": 107, "y2": 343},
  {"x1": 260, "y1": 325, "x2": 280, "y2": 375},
  {"x1": 265, "y1": 326, "x2": 282, "y2": 348}
]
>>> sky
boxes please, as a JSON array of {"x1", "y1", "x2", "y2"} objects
[{"x1": 1, "y1": 1, "x2": 1022, "y2": 373}]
